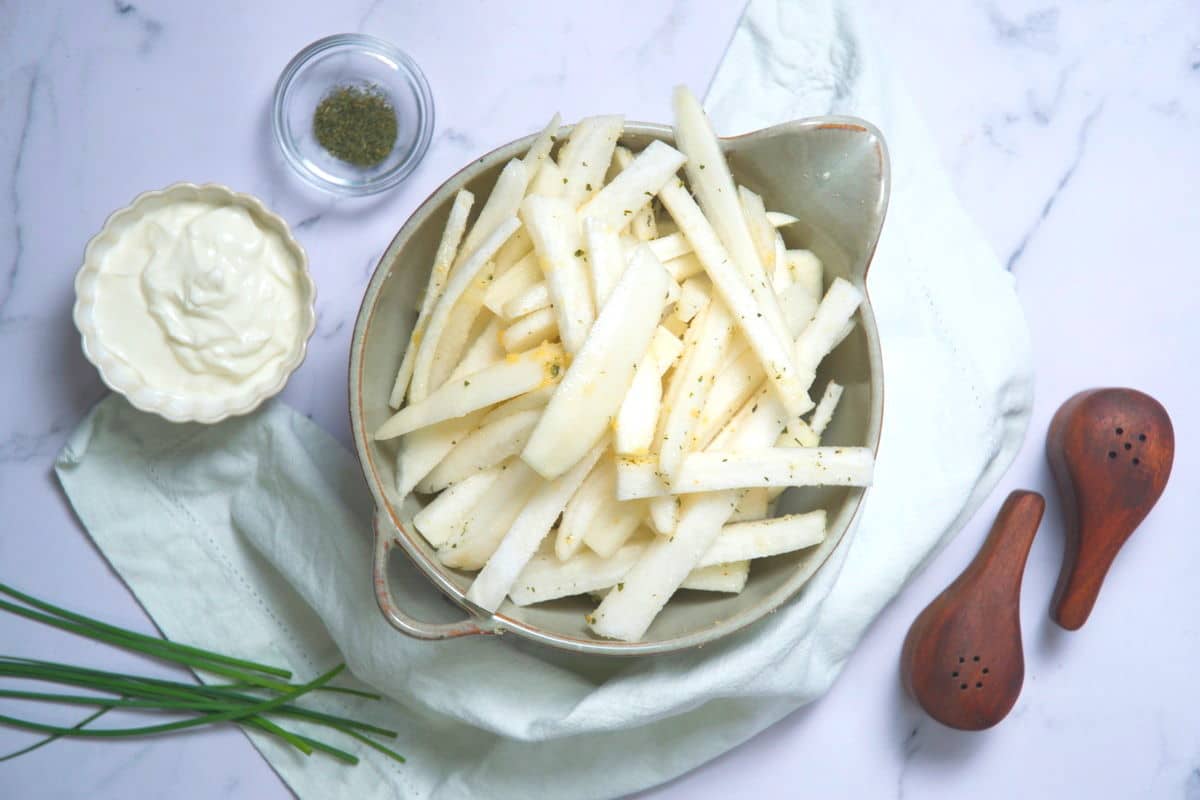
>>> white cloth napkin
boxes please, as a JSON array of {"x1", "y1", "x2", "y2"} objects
[{"x1": 54, "y1": 0, "x2": 1032, "y2": 797}]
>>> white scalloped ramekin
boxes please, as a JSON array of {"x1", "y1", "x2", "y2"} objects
[{"x1": 73, "y1": 182, "x2": 316, "y2": 424}]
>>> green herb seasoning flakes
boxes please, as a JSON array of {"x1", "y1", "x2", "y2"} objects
[{"x1": 313, "y1": 84, "x2": 399, "y2": 167}]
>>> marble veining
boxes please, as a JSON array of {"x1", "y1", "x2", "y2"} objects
[
  {"x1": 1, "y1": 0, "x2": 1198, "y2": 798},
  {"x1": 986, "y1": 5, "x2": 1060, "y2": 54},
  {"x1": 112, "y1": 1, "x2": 164, "y2": 55},
  {"x1": 1, "y1": 65, "x2": 37, "y2": 322},
  {"x1": 1004, "y1": 100, "x2": 1103, "y2": 271}
]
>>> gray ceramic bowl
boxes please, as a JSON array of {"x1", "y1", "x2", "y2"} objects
[{"x1": 350, "y1": 118, "x2": 888, "y2": 656}]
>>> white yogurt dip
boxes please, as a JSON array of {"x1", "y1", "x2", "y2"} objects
[{"x1": 93, "y1": 201, "x2": 306, "y2": 400}]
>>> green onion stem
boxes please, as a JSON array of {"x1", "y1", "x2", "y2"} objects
[
  {"x1": 0, "y1": 584, "x2": 405, "y2": 766},
  {"x1": 0, "y1": 583, "x2": 292, "y2": 679},
  {"x1": 0, "y1": 600, "x2": 295, "y2": 692},
  {"x1": 244, "y1": 717, "x2": 359, "y2": 765},
  {"x1": 0, "y1": 657, "x2": 397, "y2": 739},
  {"x1": 332, "y1": 724, "x2": 408, "y2": 764},
  {"x1": 241, "y1": 715, "x2": 314, "y2": 756},
  {"x1": 0, "y1": 706, "x2": 113, "y2": 763},
  {"x1": 0, "y1": 665, "x2": 343, "y2": 739}
]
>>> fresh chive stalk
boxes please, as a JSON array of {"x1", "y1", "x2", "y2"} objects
[{"x1": 0, "y1": 582, "x2": 404, "y2": 765}]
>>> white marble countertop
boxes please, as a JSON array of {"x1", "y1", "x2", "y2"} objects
[{"x1": 2, "y1": 1, "x2": 1198, "y2": 797}]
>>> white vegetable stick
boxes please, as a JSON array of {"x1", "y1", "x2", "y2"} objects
[
  {"x1": 648, "y1": 232, "x2": 692, "y2": 263},
  {"x1": 589, "y1": 489, "x2": 737, "y2": 640},
  {"x1": 695, "y1": 285, "x2": 817, "y2": 447},
  {"x1": 582, "y1": 217, "x2": 625, "y2": 309},
  {"x1": 665, "y1": 276, "x2": 682, "y2": 307},
  {"x1": 430, "y1": 292, "x2": 496, "y2": 391},
  {"x1": 632, "y1": 203, "x2": 658, "y2": 241},
  {"x1": 501, "y1": 307, "x2": 558, "y2": 352},
  {"x1": 810, "y1": 381, "x2": 845, "y2": 437},
  {"x1": 412, "y1": 468, "x2": 500, "y2": 547},
  {"x1": 614, "y1": 455, "x2": 659, "y2": 500},
  {"x1": 492, "y1": 228, "x2": 533, "y2": 274},
  {"x1": 767, "y1": 211, "x2": 799, "y2": 228},
  {"x1": 794, "y1": 278, "x2": 863, "y2": 374},
  {"x1": 699, "y1": 284, "x2": 812, "y2": 432},
  {"x1": 663, "y1": 253, "x2": 705, "y2": 282},
  {"x1": 408, "y1": 216, "x2": 521, "y2": 402},
  {"x1": 718, "y1": 384, "x2": 790, "y2": 451},
  {"x1": 675, "y1": 276, "x2": 711, "y2": 323},
  {"x1": 771, "y1": 382, "x2": 825, "y2": 501},
  {"x1": 772, "y1": 232, "x2": 791, "y2": 294},
  {"x1": 611, "y1": 144, "x2": 633, "y2": 171},
  {"x1": 657, "y1": 298, "x2": 735, "y2": 482},
  {"x1": 467, "y1": 443, "x2": 605, "y2": 612},
  {"x1": 779, "y1": 282, "x2": 819, "y2": 334},
  {"x1": 510, "y1": 543, "x2": 644, "y2": 606},
  {"x1": 514, "y1": 508, "x2": 815, "y2": 604},
  {"x1": 559, "y1": 115, "x2": 624, "y2": 207},
  {"x1": 610, "y1": 141, "x2": 659, "y2": 249},
  {"x1": 701, "y1": 511, "x2": 826, "y2": 567},
  {"x1": 583, "y1": 497, "x2": 645, "y2": 559},
  {"x1": 738, "y1": 185, "x2": 776, "y2": 275},
  {"x1": 418, "y1": 409, "x2": 542, "y2": 493},
  {"x1": 443, "y1": 314, "x2": 506, "y2": 393},
  {"x1": 512, "y1": 544, "x2": 748, "y2": 603},
  {"x1": 555, "y1": 118, "x2": 585, "y2": 171},
  {"x1": 595, "y1": 375, "x2": 865, "y2": 640},
  {"x1": 528, "y1": 158, "x2": 565, "y2": 198},
  {"x1": 438, "y1": 460, "x2": 541, "y2": 570},
  {"x1": 578, "y1": 140, "x2": 687, "y2": 230},
  {"x1": 393, "y1": 317, "x2": 504, "y2": 496},
  {"x1": 616, "y1": 446, "x2": 873, "y2": 498},
  {"x1": 523, "y1": 244, "x2": 670, "y2": 479},
  {"x1": 679, "y1": 561, "x2": 749, "y2": 593},
  {"x1": 647, "y1": 495, "x2": 679, "y2": 535},
  {"x1": 694, "y1": 347, "x2": 761, "y2": 447},
  {"x1": 659, "y1": 296, "x2": 705, "y2": 417},
  {"x1": 478, "y1": 385, "x2": 554, "y2": 426},
  {"x1": 658, "y1": 178, "x2": 810, "y2": 417},
  {"x1": 672, "y1": 86, "x2": 794, "y2": 358},
  {"x1": 376, "y1": 342, "x2": 564, "y2": 440},
  {"x1": 556, "y1": 455, "x2": 614, "y2": 560},
  {"x1": 729, "y1": 487, "x2": 769, "y2": 523},
  {"x1": 648, "y1": 306, "x2": 702, "y2": 485},
  {"x1": 395, "y1": 412, "x2": 484, "y2": 498},
  {"x1": 455, "y1": 159, "x2": 529, "y2": 272},
  {"x1": 714, "y1": 331, "x2": 749, "y2": 378},
  {"x1": 661, "y1": 312, "x2": 688, "y2": 338},
  {"x1": 521, "y1": 195, "x2": 595, "y2": 353},
  {"x1": 390, "y1": 189, "x2": 474, "y2": 407},
  {"x1": 483, "y1": 253, "x2": 541, "y2": 314},
  {"x1": 649, "y1": 326, "x2": 684, "y2": 371},
  {"x1": 614, "y1": 352, "x2": 660, "y2": 456},
  {"x1": 780, "y1": 418, "x2": 820, "y2": 449},
  {"x1": 522, "y1": 113, "x2": 561, "y2": 180},
  {"x1": 502, "y1": 281, "x2": 551, "y2": 320},
  {"x1": 787, "y1": 249, "x2": 823, "y2": 302}
]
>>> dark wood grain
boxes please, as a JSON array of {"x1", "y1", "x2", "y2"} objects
[
  {"x1": 900, "y1": 491, "x2": 1045, "y2": 731},
  {"x1": 1045, "y1": 388, "x2": 1174, "y2": 630}
]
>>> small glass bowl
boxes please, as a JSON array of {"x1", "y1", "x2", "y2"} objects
[{"x1": 272, "y1": 34, "x2": 434, "y2": 196}]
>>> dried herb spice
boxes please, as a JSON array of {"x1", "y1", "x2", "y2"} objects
[{"x1": 313, "y1": 85, "x2": 398, "y2": 167}]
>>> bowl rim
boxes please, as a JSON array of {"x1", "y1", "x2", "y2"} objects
[
  {"x1": 73, "y1": 181, "x2": 317, "y2": 424},
  {"x1": 350, "y1": 119, "x2": 888, "y2": 655},
  {"x1": 271, "y1": 33, "x2": 436, "y2": 197}
]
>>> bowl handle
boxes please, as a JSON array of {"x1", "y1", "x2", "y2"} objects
[{"x1": 372, "y1": 511, "x2": 494, "y2": 640}]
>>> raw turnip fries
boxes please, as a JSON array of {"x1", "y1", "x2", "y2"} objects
[{"x1": 377, "y1": 87, "x2": 874, "y2": 640}]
